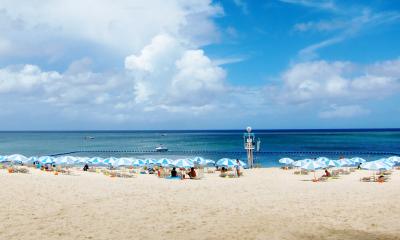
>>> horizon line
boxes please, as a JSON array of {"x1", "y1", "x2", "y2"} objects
[{"x1": 0, "y1": 128, "x2": 399, "y2": 132}]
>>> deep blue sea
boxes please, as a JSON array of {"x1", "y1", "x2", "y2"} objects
[{"x1": 0, "y1": 129, "x2": 399, "y2": 167}]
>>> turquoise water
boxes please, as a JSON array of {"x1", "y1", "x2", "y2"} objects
[{"x1": 0, "y1": 130, "x2": 399, "y2": 167}]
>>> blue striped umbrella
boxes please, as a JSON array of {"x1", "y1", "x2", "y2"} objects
[
  {"x1": 324, "y1": 160, "x2": 341, "y2": 168},
  {"x1": 132, "y1": 159, "x2": 145, "y2": 167},
  {"x1": 157, "y1": 158, "x2": 173, "y2": 167},
  {"x1": 338, "y1": 158, "x2": 354, "y2": 167},
  {"x1": 7, "y1": 154, "x2": 29, "y2": 163},
  {"x1": 317, "y1": 157, "x2": 330, "y2": 162},
  {"x1": 0, "y1": 155, "x2": 8, "y2": 162},
  {"x1": 378, "y1": 158, "x2": 395, "y2": 167},
  {"x1": 293, "y1": 160, "x2": 304, "y2": 167},
  {"x1": 103, "y1": 157, "x2": 117, "y2": 165},
  {"x1": 192, "y1": 157, "x2": 205, "y2": 164},
  {"x1": 56, "y1": 156, "x2": 77, "y2": 165},
  {"x1": 173, "y1": 159, "x2": 194, "y2": 168},
  {"x1": 216, "y1": 158, "x2": 237, "y2": 167},
  {"x1": 279, "y1": 158, "x2": 294, "y2": 165},
  {"x1": 76, "y1": 157, "x2": 90, "y2": 164},
  {"x1": 38, "y1": 156, "x2": 55, "y2": 164},
  {"x1": 115, "y1": 158, "x2": 133, "y2": 167},
  {"x1": 144, "y1": 158, "x2": 156, "y2": 165},
  {"x1": 387, "y1": 156, "x2": 400, "y2": 163},
  {"x1": 301, "y1": 161, "x2": 322, "y2": 171},
  {"x1": 351, "y1": 157, "x2": 366, "y2": 164},
  {"x1": 88, "y1": 157, "x2": 104, "y2": 165},
  {"x1": 205, "y1": 159, "x2": 216, "y2": 165},
  {"x1": 361, "y1": 161, "x2": 392, "y2": 170}
]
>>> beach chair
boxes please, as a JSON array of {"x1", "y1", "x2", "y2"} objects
[
  {"x1": 316, "y1": 177, "x2": 328, "y2": 182},
  {"x1": 300, "y1": 170, "x2": 309, "y2": 175},
  {"x1": 219, "y1": 172, "x2": 228, "y2": 178}
]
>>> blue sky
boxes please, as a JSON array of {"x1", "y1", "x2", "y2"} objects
[{"x1": 0, "y1": 0, "x2": 399, "y2": 130}]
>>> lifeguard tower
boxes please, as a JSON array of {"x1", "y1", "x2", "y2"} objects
[{"x1": 243, "y1": 126, "x2": 256, "y2": 168}]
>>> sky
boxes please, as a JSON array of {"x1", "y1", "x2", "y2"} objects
[{"x1": 0, "y1": 0, "x2": 399, "y2": 130}]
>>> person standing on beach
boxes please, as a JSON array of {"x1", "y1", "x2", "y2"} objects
[{"x1": 236, "y1": 159, "x2": 241, "y2": 177}]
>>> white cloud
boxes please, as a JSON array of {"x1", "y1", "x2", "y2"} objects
[
  {"x1": 0, "y1": 65, "x2": 61, "y2": 93},
  {"x1": 319, "y1": 105, "x2": 370, "y2": 119},
  {"x1": 294, "y1": 8, "x2": 400, "y2": 59},
  {"x1": 279, "y1": 59, "x2": 400, "y2": 104},
  {"x1": 0, "y1": 0, "x2": 223, "y2": 58},
  {"x1": 279, "y1": 0, "x2": 336, "y2": 11},
  {"x1": 125, "y1": 34, "x2": 226, "y2": 110},
  {"x1": 0, "y1": 56, "x2": 399, "y2": 127}
]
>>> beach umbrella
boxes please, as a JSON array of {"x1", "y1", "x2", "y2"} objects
[
  {"x1": 132, "y1": 159, "x2": 145, "y2": 167},
  {"x1": 192, "y1": 157, "x2": 205, "y2": 164},
  {"x1": 56, "y1": 156, "x2": 77, "y2": 165},
  {"x1": 292, "y1": 160, "x2": 304, "y2": 167},
  {"x1": 205, "y1": 159, "x2": 215, "y2": 165},
  {"x1": 194, "y1": 158, "x2": 215, "y2": 166},
  {"x1": 351, "y1": 157, "x2": 366, "y2": 164},
  {"x1": 278, "y1": 158, "x2": 294, "y2": 165},
  {"x1": 157, "y1": 158, "x2": 173, "y2": 167},
  {"x1": 6, "y1": 154, "x2": 29, "y2": 164},
  {"x1": 387, "y1": 156, "x2": 400, "y2": 163},
  {"x1": 361, "y1": 161, "x2": 392, "y2": 171},
  {"x1": 38, "y1": 156, "x2": 55, "y2": 164},
  {"x1": 316, "y1": 160, "x2": 328, "y2": 168},
  {"x1": 301, "y1": 161, "x2": 321, "y2": 171},
  {"x1": 173, "y1": 159, "x2": 194, "y2": 168},
  {"x1": 325, "y1": 160, "x2": 341, "y2": 168},
  {"x1": 88, "y1": 157, "x2": 104, "y2": 165},
  {"x1": 301, "y1": 161, "x2": 321, "y2": 180},
  {"x1": 216, "y1": 158, "x2": 237, "y2": 167},
  {"x1": 0, "y1": 155, "x2": 7, "y2": 163},
  {"x1": 317, "y1": 157, "x2": 330, "y2": 162},
  {"x1": 29, "y1": 156, "x2": 38, "y2": 163},
  {"x1": 338, "y1": 158, "x2": 354, "y2": 167},
  {"x1": 76, "y1": 157, "x2": 90, "y2": 164},
  {"x1": 114, "y1": 158, "x2": 133, "y2": 167},
  {"x1": 377, "y1": 158, "x2": 395, "y2": 167},
  {"x1": 144, "y1": 158, "x2": 156, "y2": 165},
  {"x1": 103, "y1": 157, "x2": 117, "y2": 166}
]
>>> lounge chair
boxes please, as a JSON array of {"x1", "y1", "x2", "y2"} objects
[
  {"x1": 360, "y1": 176, "x2": 373, "y2": 182},
  {"x1": 219, "y1": 172, "x2": 228, "y2": 177}
]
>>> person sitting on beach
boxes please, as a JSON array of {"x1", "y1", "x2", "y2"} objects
[
  {"x1": 221, "y1": 167, "x2": 227, "y2": 173},
  {"x1": 322, "y1": 169, "x2": 331, "y2": 177},
  {"x1": 377, "y1": 175, "x2": 385, "y2": 183},
  {"x1": 188, "y1": 167, "x2": 197, "y2": 179},
  {"x1": 83, "y1": 164, "x2": 89, "y2": 171},
  {"x1": 171, "y1": 167, "x2": 177, "y2": 177}
]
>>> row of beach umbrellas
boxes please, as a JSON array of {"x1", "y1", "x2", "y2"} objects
[
  {"x1": 0, "y1": 154, "x2": 246, "y2": 168},
  {"x1": 278, "y1": 156, "x2": 400, "y2": 171}
]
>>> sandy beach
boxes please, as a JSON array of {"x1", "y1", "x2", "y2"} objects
[{"x1": 1, "y1": 168, "x2": 400, "y2": 240}]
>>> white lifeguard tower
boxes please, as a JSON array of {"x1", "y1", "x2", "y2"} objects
[{"x1": 243, "y1": 126, "x2": 256, "y2": 168}]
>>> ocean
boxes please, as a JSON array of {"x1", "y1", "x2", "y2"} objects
[{"x1": 1, "y1": 129, "x2": 399, "y2": 167}]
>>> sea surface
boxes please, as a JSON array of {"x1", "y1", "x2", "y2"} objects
[{"x1": 0, "y1": 129, "x2": 399, "y2": 167}]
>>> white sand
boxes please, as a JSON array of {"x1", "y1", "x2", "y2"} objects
[{"x1": 1, "y1": 168, "x2": 400, "y2": 240}]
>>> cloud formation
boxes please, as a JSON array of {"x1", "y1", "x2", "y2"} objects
[
  {"x1": 0, "y1": 0, "x2": 223, "y2": 59},
  {"x1": 279, "y1": 59, "x2": 400, "y2": 104},
  {"x1": 293, "y1": 7, "x2": 400, "y2": 60},
  {"x1": 319, "y1": 105, "x2": 370, "y2": 119}
]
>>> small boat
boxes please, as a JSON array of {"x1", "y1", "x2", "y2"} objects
[
  {"x1": 84, "y1": 136, "x2": 95, "y2": 140},
  {"x1": 155, "y1": 145, "x2": 168, "y2": 152}
]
